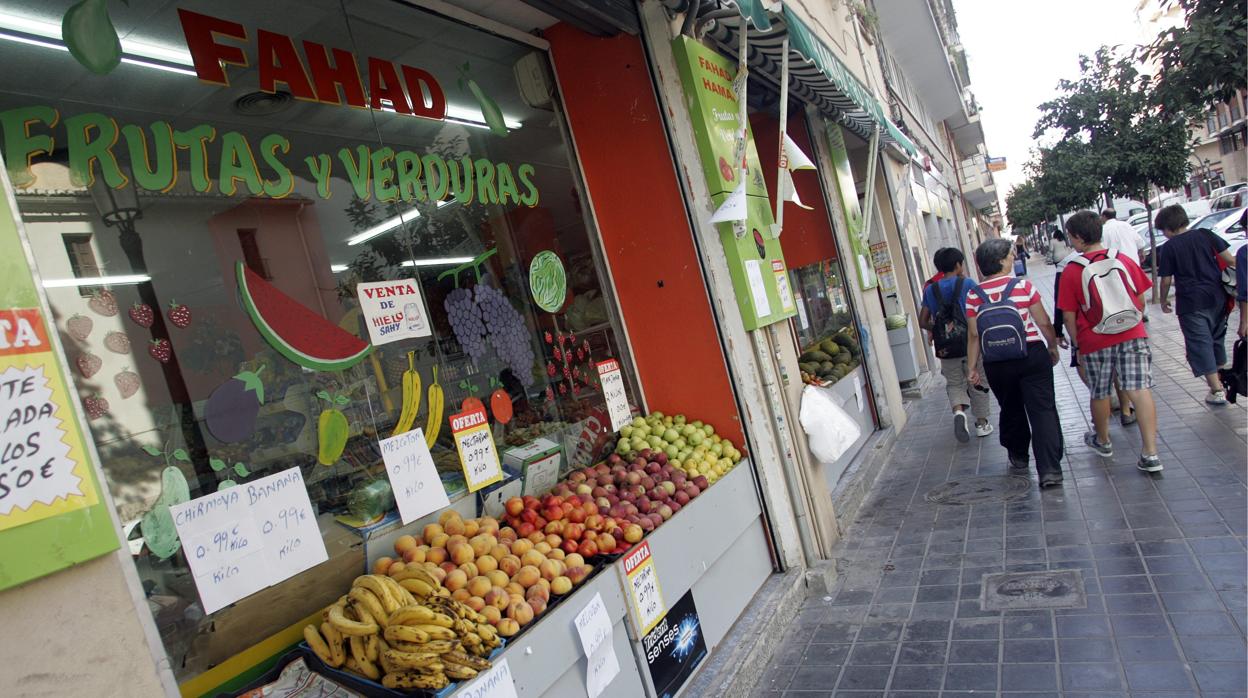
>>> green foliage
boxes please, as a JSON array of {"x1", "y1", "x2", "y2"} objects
[{"x1": 1138, "y1": 0, "x2": 1247, "y2": 118}]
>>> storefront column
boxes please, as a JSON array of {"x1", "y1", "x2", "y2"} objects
[
  {"x1": 806, "y1": 109, "x2": 908, "y2": 432},
  {"x1": 874, "y1": 158, "x2": 932, "y2": 375},
  {"x1": 636, "y1": 1, "x2": 807, "y2": 570}
]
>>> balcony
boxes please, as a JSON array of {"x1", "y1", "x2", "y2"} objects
[{"x1": 959, "y1": 153, "x2": 997, "y2": 208}]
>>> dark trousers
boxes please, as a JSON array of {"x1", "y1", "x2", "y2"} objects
[{"x1": 984, "y1": 342, "x2": 1064, "y2": 477}]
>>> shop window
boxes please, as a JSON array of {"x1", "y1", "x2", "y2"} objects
[
  {"x1": 61, "y1": 233, "x2": 100, "y2": 296},
  {"x1": 790, "y1": 261, "x2": 863, "y2": 386},
  {"x1": 1218, "y1": 106, "x2": 1229, "y2": 128},
  {"x1": 1207, "y1": 113, "x2": 1218, "y2": 135},
  {"x1": 1, "y1": 0, "x2": 640, "y2": 681}
]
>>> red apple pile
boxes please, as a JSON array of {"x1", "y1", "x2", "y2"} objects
[{"x1": 502, "y1": 492, "x2": 626, "y2": 558}]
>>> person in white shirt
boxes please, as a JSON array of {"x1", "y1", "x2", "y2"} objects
[{"x1": 1100, "y1": 208, "x2": 1145, "y2": 265}]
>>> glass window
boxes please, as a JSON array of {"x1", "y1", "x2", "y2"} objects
[
  {"x1": 1207, "y1": 113, "x2": 1219, "y2": 134},
  {"x1": 1231, "y1": 98, "x2": 1242, "y2": 121},
  {"x1": 791, "y1": 261, "x2": 863, "y2": 386},
  {"x1": 0, "y1": 0, "x2": 638, "y2": 679}
]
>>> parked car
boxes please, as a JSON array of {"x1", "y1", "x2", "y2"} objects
[
  {"x1": 1209, "y1": 182, "x2": 1247, "y2": 199},
  {"x1": 1211, "y1": 190, "x2": 1247, "y2": 211},
  {"x1": 1190, "y1": 207, "x2": 1247, "y2": 245},
  {"x1": 1137, "y1": 221, "x2": 1166, "y2": 270}
]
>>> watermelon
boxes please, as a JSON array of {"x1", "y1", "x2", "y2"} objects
[{"x1": 236, "y1": 262, "x2": 372, "y2": 371}]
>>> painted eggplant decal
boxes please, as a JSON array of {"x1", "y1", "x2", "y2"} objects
[{"x1": 204, "y1": 366, "x2": 266, "y2": 443}]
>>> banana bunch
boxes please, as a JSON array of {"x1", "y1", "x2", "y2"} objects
[
  {"x1": 424, "y1": 365, "x2": 445, "y2": 448},
  {"x1": 391, "y1": 352, "x2": 422, "y2": 437},
  {"x1": 305, "y1": 569, "x2": 498, "y2": 690}
]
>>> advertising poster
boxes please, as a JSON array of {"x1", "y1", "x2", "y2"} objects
[{"x1": 642, "y1": 589, "x2": 708, "y2": 698}]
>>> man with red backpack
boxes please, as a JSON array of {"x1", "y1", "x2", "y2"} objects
[{"x1": 1057, "y1": 211, "x2": 1161, "y2": 473}]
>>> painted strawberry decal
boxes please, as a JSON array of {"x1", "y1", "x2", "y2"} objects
[
  {"x1": 66, "y1": 314, "x2": 93, "y2": 341},
  {"x1": 104, "y1": 330, "x2": 131, "y2": 354},
  {"x1": 114, "y1": 368, "x2": 140, "y2": 398},
  {"x1": 546, "y1": 362, "x2": 557, "y2": 377},
  {"x1": 83, "y1": 395, "x2": 109, "y2": 419},
  {"x1": 545, "y1": 386, "x2": 555, "y2": 401},
  {"x1": 167, "y1": 301, "x2": 191, "y2": 329},
  {"x1": 149, "y1": 338, "x2": 172, "y2": 363},
  {"x1": 128, "y1": 303, "x2": 154, "y2": 328},
  {"x1": 76, "y1": 352, "x2": 102, "y2": 379},
  {"x1": 544, "y1": 331, "x2": 553, "y2": 344},
  {"x1": 553, "y1": 347, "x2": 562, "y2": 363},
  {"x1": 88, "y1": 290, "x2": 118, "y2": 317}
]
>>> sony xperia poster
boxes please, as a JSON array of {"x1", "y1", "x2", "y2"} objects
[{"x1": 642, "y1": 589, "x2": 707, "y2": 698}]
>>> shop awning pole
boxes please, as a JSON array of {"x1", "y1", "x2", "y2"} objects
[
  {"x1": 773, "y1": 37, "x2": 789, "y2": 237},
  {"x1": 731, "y1": 15, "x2": 749, "y2": 238}
]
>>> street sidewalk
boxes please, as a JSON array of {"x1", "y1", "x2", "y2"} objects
[{"x1": 754, "y1": 264, "x2": 1247, "y2": 696}]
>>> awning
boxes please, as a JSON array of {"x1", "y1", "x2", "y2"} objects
[{"x1": 697, "y1": 3, "x2": 918, "y2": 155}]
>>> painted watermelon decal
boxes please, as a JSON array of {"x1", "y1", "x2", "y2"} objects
[{"x1": 236, "y1": 262, "x2": 372, "y2": 371}]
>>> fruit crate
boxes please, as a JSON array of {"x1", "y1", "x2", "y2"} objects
[{"x1": 298, "y1": 641, "x2": 505, "y2": 697}]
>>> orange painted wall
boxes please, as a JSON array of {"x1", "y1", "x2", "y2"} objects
[
  {"x1": 546, "y1": 24, "x2": 744, "y2": 445},
  {"x1": 750, "y1": 112, "x2": 841, "y2": 270}
]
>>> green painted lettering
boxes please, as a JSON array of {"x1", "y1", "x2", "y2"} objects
[
  {"x1": 446, "y1": 156, "x2": 475, "y2": 204},
  {"x1": 260, "y1": 133, "x2": 293, "y2": 198},
  {"x1": 65, "y1": 112, "x2": 127, "y2": 189},
  {"x1": 121, "y1": 121, "x2": 176, "y2": 192},
  {"x1": 0, "y1": 105, "x2": 58, "y2": 188},
  {"x1": 495, "y1": 162, "x2": 519, "y2": 206},
  {"x1": 173, "y1": 124, "x2": 216, "y2": 193},
  {"x1": 305, "y1": 153, "x2": 332, "y2": 199},
  {"x1": 339, "y1": 145, "x2": 372, "y2": 200},
  {"x1": 219, "y1": 131, "x2": 263, "y2": 196},
  {"x1": 474, "y1": 158, "x2": 497, "y2": 205},
  {"x1": 518, "y1": 163, "x2": 539, "y2": 206},
  {"x1": 395, "y1": 150, "x2": 424, "y2": 202},
  {"x1": 372, "y1": 147, "x2": 398, "y2": 202},
  {"x1": 422, "y1": 153, "x2": 448, "y2": 202}
]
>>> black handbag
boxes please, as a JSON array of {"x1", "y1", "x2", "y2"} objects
[{"x1": 1219, "y1": 338, "x2": 1247, "y2": 403}]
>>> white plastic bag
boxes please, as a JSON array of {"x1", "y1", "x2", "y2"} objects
[{"x1": 799, "y1": 384, "x2": 861, "y2": 464}]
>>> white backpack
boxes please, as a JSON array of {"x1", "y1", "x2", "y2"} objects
[{"x1": 1069, "y1": 250, "x2": 1142, "y2": 334}]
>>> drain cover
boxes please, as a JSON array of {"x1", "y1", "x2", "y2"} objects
[
  {"x1": 924, "y1": 475, "x2": 1032, "y2": 505},
  {"x1": 981, "y1": 570, "x2": 1086, "y2": 611}
]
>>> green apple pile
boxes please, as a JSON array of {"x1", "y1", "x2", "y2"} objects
[{"x1": 613, "y1": 411, "x2": 744, "y2": 484}]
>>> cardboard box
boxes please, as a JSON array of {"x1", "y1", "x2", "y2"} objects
[
  {"x1": 502, "y1": 438, "x2": 564, "y2": 496},
  {"x1": 476, "y1": 465, "x2": 522, "y2": 518}
]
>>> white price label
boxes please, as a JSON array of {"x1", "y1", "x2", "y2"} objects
[
  {"x1": 451, "y1": 407, "x2": 503, "y2": 492},
  {"x1": 457, "y1": 657, "x2": 519, "y2": 698},
  {"x1": 772, "y1": 260, "x2": 795, "y2": 312},
  {"x1": 380, "y1": 428, "x2": 450, "y2": 524},
  {"x1": 170, "y1": 467, "x2": 327, "y2": 614},
  {"x1": 596, "y1": 359, "x2": 631, "y2": 433}
]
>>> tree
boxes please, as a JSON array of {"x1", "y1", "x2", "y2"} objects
[{"x1": 1139, "y1": 0, "x2": 1247, "y2": 117}]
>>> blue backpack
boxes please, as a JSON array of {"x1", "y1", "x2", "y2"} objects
[{"x1": 974, "y1": 278, "x2": 1029, "y2": 363}]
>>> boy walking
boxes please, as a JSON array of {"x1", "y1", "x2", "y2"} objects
[
  {"x1": 1156, "y1": 205, "x2": 1239, "y2": 404},
  {"x1": 918, "y1": 248, "x2": 992, "y2": 442},
  {"x1": 1057, "y1": 211, "x2": 1161, "y2": 472}
]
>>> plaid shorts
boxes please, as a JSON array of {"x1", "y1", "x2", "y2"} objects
[{"x1": 1082, "y1": 337, "x2": 1154, "y2": 400}]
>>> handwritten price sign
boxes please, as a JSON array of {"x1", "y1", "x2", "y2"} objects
[
  {"x1": 451, "y1": 407, "x2": 503, "y2": 493},
  {"x1": 380, "y1": 428, "x2": 449, "y2": 524},
  {"x1": 596, "y1": 359, "x2": 631, "y2": 433},
  {"x1": 621, "y1": 541, "x2": 665, "y2": 635}
]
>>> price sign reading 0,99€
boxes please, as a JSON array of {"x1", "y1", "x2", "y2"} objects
[
  {"x1": 451, "y1": 406, "x2": 503, "y2": 493},
  {"x1": 621, "y1": 540, "x2": 666, "y2": 636}
]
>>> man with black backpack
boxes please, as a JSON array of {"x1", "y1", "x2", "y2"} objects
[
  {"x1": 919, "y1": 248, "x2": 992, "y2": 442},
  {"x1": 1057, "y1": 211, "x2": 1161, "y2": 473}
]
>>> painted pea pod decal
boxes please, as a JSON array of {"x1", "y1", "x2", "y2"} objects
[
  {"x1": 62, "y1": 0, "x2": 123, "y2": 75},
  {"x1": 458, "y1": 62, "x2": 508, "y2": 138},
  {"x1": 316, "y1": 390, "x2": 350, "y2": 466}
]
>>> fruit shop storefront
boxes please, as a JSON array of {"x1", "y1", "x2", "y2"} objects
[{"x1": 0, "y1": 2, "x2": 781, "y2": 697}]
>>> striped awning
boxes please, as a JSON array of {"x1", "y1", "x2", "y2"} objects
[{"x1": 699, "y1": 4, "x2": 918, "y2": 155}]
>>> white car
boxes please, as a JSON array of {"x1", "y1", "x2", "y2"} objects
[{"x1": 1190, "y1": 207, "x2": 1247, "y2": 246}]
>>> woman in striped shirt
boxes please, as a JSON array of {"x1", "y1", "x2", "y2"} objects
[{"x1": 965, "y1": 238, "x2": 1067, "y2": 487}]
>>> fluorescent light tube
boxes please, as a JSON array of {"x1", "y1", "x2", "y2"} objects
[
  {"x1": 330, "y1": 264, "x2": 349, "y2": 273},
  {"x1": 42, "y1": 274, "x2": 151, "y2": 288},
  {"x1": 346, "y1": 210, "x2": 420, "y2": 246},
  {"x1": 401, "y1": 257, "x2": 472, "y2": 267},
  {"x1": 0, "y1": 11, "x2": 193, "y2": 65}
]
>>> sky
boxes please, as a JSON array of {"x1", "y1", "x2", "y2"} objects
[{"x1": 951, "y1": 0, "x2": 1148, "y2": 214}]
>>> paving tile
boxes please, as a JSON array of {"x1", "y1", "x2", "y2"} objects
[
  {"x1": 947, "y1": 640, "x2": 998, "y2": 663},
  {"x1": 1003, "y1": 638, "x2": 1057, "y2": 663},
  {"x1": 896, "y1": 641, "x2": 946, "y2": 665},
  {"x1": 811, "y1": 622, "x2": 860, "y2": 644},
  {"x1": 1003, "y1": 616, "x2": 1054, "y2": 639},
  {"x1": 1109, "y1": 613, "x2": 1171, "y2": 637},
  {"x1": 943, "y1": 664, "x2": 998, "y2": 691},
  {"x1": 888, "y1": 664, "x2": 944, "y2": 690},
  {"x1": 1122, "y1": 662, "x2": 1195, "y2": 691},
  {"x1": 1189, "y1": 662, "x2": 1247, "y2": 692},
  {"x1": 787, "y1": 665, "x2": 843, "y2": 691},
  {"x1": 857, "y1": 622, "x2": 904, "y2": 642},
  {"x1": 1002, "y1": 663, "x2": 1058, "y2": 691},
  {"x1": 1116, "y1": 636, "x2": 1181, "y2": 662},
  {"x1": 849, "y1": 642, "x2": 898, "y2": 665},
  {"x1": 837, "y1": 665, "x2": 891, "y2": 691},
  {"x1": 951, "y1": 618, "x2": 999, "y2": 640},
  {"x1": 1056, "y1": 615, "x2": 1112, "y2": 638},
  {"x1": 1060, "y1": 663, "x2": 1124, "y2": 691},
  {"x1": 1177, "y1": 635, "x2": 1247, "y2": 661},
  {"x1": 900, "y1": 619, "x2": 949, "y2": 642},
  {"x1": 1168, "y1": 612, "x2": 1240, "y2": 636},
  {"x1": 1057, "y1": 638, "x2": 1117, "y2": 662},
  {"x1": 800, "y1": 643, "x2": 851, "y2": 665}
]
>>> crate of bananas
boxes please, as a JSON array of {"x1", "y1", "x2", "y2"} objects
[{"x1": 302, "y1": 568, "x2": 502, "y2": 695}]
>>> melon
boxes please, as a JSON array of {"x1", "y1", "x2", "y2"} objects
[{"x1": 236, "y1": 262, "x2": 371, "y2": 371}]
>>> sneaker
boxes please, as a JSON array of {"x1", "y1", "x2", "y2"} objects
[
  {"x1": 1039, "y1": 472, "x2": 1064, "y2": 488},
  {"x1": 1206, "y1": 390, "x2": 1228, "y2": 405},
  {"x1": 1084, "y1": 431, "x2": 1113, "y2": 457},
  {"x1": 953, "y1": 410, "x2": 969, "y2": 443},
  {"x1": 1137, "y1": 454, "x2": 1164, "y2": 473},
  {"x1": 1120, "y1": 411, "x2": 1138, "y2": 426},
  {"x1": 975, "y1": 422, "x2": 995, "y2": 438},
  {"x1": 1008, "y1": 453, "x2": 1029, "y2": 469}
]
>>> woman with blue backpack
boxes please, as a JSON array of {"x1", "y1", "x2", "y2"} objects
[{"x1": 966, "y1": 238, "x2": 1067, "y2": 487}]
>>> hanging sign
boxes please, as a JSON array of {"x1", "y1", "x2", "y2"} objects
[
  {"x1": 169, "y1": 466, "x2": 328, "y2": 614},
  {"x1": 595, "y1": 359, "x2": 631, "y2": 433},
  {"x1": 457, "y1": 658, "x2": 519, "y2": 698},
  {"x1": 642, "y1": 589, "x2": 708, "y2": 698},
  {"x1": 0, "y1": 308, "x2": 100, "y2": 531},
  {"x1": 528, "y1": 251, "x2": 567, "y2": 313},
  {"x1": 379, "y1": 428, "x2": 449, "y2": 524},
  {"x1": 450, "y1": 406, "x2": 503, "y2": 492},
  {"x1": 355, "y1": 278, "x2": 431, "y2": 346},
  {"x1": 574, "y1": 592, "x2": 621, "y2": 697},
  {"x1": 772, "y1": 260, "x2": 795, "y2": 313},
  {"x1": 621, "y1": 540, "x2": 665, "y2": 635}
]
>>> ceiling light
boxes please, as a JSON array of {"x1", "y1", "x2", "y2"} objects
[
  {"x1": 330, "y1": 264, "x2": 349, "y2": 273},
  {"x1": 444, "y1": 104, "x2": 522, "y2": 130},
  {"x1": 346, "y1": 209, "x2": 420, "y2": 246},
  {"x1": 0, "y1": 11, "x2": 193, "y2": 65},
  {"x1": 42, "y1": 274, "x2": 150, "y2": 288},
  {"x1": 401, "y1": 257, "x2": 472, "y2": 267}
]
